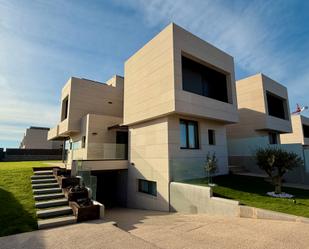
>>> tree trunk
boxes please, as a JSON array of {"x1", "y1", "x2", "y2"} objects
[{"x1": 274, "y1": 176, "x2": 282, "y2": 194}]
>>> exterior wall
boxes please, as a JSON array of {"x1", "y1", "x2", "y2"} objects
[
  {"x1": 123, "y1": 24, "x2": 175, "y2": 125},
  {"x1": 281, "y1": 115, "x2": 309, "y2": 145},
  {"x1": 168, "y1": 115, "x2": 229, "y2": 181},
  {"x1": 127, "y1": 117, "x2": 170, "y2": 211},
  {"x1": 20, "y1": 127, "x2": 62, "y2": 149},
  {"x1": 173, "y1": 24, "x2": 238, "y2": 124},
  {"x1": 124, "y1": 23, "x2": 238, "y2": 126}
]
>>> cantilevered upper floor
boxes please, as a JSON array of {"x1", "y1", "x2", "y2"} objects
[
  {"x1": 281, "y1": 115, "x2": 309, "y2": 145},
  {"x1": 123, "y1": 23, "x2": 238, "y2": 126},
  {"x1": 48, "y1": 75, "x2": 124, "y2": 140},
  {"x1": 227, "y1": 73, "x2": 292, "y2": 140}
]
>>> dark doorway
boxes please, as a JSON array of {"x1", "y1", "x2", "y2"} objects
[
  {"x1": 116, "y1": 131, "x2": 128, "y2": 159},
  {"x1": 91, "y1": 170, "x2": 127, "y2": 208}
]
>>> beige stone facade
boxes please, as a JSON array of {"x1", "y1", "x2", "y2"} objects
[
  {"x1": 125, "y1": 23, "x2": 238, "y2": 211},
  {"x1": 20, "y1": 126, "x2": 62, "y2": 149},
  {"x1": 281, "y1": 115, "x2": 309, "y2": 145},
  {"x1": 49, "y1": 23, "x2": 239, "y2": 211}
]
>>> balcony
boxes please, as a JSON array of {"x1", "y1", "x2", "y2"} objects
[
  {"x1": 47, "y1": 125, "x2": 59, "y2": 140},
  {"x1": 67, "y1": 143, "x2": 128, "y2": 171}
]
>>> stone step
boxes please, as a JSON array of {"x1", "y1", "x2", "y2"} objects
[
  {"x1": 31, "y1": 178, "x2": 57, "y2": 184},
  {"x1": 31, "y1": 175, "x2": 55, "y2": 180},
  {"x1": 34, "y1": 170, "x2": 53, "y2": 175},
  {"x1": 34, "y1": 193, "x2": 65, "y2": 201},
  {"x1": 36, "y1": 206, "x2": 73, "y2": 219},
  {"x1": 33, "y1": 187, "x2": 62, "y2": 195},
  {"x1": 35, "y1": 198, "x2": 68, "y2": 209},
  {"x1": 32, "y1": 183, "x2": 59, "y2": 189},
  {"x1": 38, "y1": 215, "x2": 76, "y2": 229}
]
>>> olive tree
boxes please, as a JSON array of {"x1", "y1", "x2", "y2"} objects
[{"x1": 256, "y1": 147, "x2": 303, "y2": 194}]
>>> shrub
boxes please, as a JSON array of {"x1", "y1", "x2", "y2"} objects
[{"x1": 256, "y1": 147, "x2": 303, "y2": 194}]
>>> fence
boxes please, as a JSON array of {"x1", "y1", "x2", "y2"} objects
[{"x1": 0, "y1": 148, "x2": 63, "y2": 161}]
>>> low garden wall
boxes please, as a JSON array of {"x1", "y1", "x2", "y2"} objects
[
  {"x1": 0, "y1": 148, "x2": 62, "y2": 161},
  {"x1": 170, "y1": 182, "x2": 239, "y2": 216},
  {"x1": 170, "y1": 182, "x2": 309, "y2": 223}
]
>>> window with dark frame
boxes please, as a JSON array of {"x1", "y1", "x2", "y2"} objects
[
  {"x1": 208, "y1": 129, "x2": 215, "y2": 145},
  {"x1": 61, "y1": 96, "x2": 69, "y2": 121},
  {"x1": 182, "y1": 56, "x2": 229, "y2": 103},
  {"x1": 82, "y1": 136, "x2": 86, "y2": 148},
  {"x1": 266, "y1": 92, "x2": 288, "y2": 120},
  {"x1": 269, "y1": 132, "x2": 278, "y2": 144},
  {"x1": 180, "y1": 119, "x2": 199, "y2": 149},
  {"x1": 138, "y1": 179, "x2": 157, "y2": 196},
  {"x1": 303, "y1": 125, "x2": 309, "y2": 138}
]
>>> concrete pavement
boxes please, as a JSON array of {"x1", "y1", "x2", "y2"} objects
[{"x1": 105, "y1": 208, "x2": 309, "y2": 249}]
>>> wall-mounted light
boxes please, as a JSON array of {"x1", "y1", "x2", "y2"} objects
[
  {"x1": 92, "y1": 132, "x2": 98, "y2": 136},
  {"x1": 108, "y1": 101, "x2": 113, "y2": 104}
]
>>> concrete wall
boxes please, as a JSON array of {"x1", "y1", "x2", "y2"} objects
[
  {"x1": 170, "y1": 182, "x2": 239, "y2": 216},
  {"x1": 127, "y1": 117, "x2": 170, "y2": 211},
  {"x1": 168, "y1": 115, "x2": 229, "y2": 181}
]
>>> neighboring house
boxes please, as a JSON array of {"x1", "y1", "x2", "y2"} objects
[
  {"x1": 20, "y1": 126, "x2": 62, "y2": 149},
  {"x1": 280, "y1": 115, "x2": 309, "y2": 145},
  {"x1": 48, "y1": 23, "x2": 239, "y2": 211},
  {"x1": 227, "y1": 73, "x2": 292, "y2": 173}
]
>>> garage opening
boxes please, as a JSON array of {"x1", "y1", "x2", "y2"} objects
[{"x1": 91, "y1": 170, "x2": 127, "y2": 208}]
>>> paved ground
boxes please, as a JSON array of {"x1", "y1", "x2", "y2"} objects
[
  {"x1": 105, "y1": 208, "x2": 309, "y2": 249},
  {"x1": 2, "y1": 208, "x2": 309, "y2": 249},
  {"x1": 0, "y1": 220, "x2": 158, "y2": 249}
]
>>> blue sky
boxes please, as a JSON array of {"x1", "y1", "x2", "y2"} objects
[{"x1": 0, "y1": 0, "x2": 308, "y2": 148}]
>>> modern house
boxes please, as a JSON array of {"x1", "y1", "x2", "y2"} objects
[
  {"x1": 48, "y1": 23, "x2": 239, "y2": 211},
  {"x1": 281, "y1": 115, "x2": 309, "y2": 146},
  {"x1": 226, "y1": 73, "x2": 292, "y2": 172},
  {"x1": 20, "y1": 126, "x2": 62, "y2": 149}
]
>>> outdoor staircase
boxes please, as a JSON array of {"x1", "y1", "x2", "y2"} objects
[{"x1": 31, "y1": 169, "x2": 76, "y2": 230}]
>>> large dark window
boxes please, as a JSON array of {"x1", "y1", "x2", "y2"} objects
[
  {"x1": 180, "y1": 119, "x2": 199, "y2": 149},
  {"x1": 138, "y1": 179, "x2": 157, "y2": 196},
  {"x1": 182, "y1": 56, "x2": 229, "y2": 103},
  {"x1": 266, "y1": 92, "x2": 287, "y2": 120},
  {"x1": 303, "y1": 125, "x2": 309, "y2": 138},
  {"x1": 61, "y1": 96, "x2": 69, "y2": 121}
]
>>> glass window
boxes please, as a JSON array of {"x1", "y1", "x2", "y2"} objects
[
  {"x1": 266, "y1": 92, "x2": 288, "y2": 120},
  {"x1": 138, "y1": 179, "x2": 157, "y2": 196},
  {"x1": 182, "y1": 56, "x2": 229, "y2": 103},
  {"x1": 208, "y1": 130, "x2": 215, "y2": 145},
  {"x1": 82, "y1": 136, "x2": 86, "y2": 148},
  {"x1": 180, "y1": 119, "x2": 199, "y2": 149},
  {"x1": 269, "y1": 132, "x2": 278, "y2": 144}
]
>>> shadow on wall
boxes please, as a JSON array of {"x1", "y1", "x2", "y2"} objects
[{"x1": 0, "y1": 188, "x2": 37, "y2": 237}]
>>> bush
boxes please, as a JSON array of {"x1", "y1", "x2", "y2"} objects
[{"x1": 256, "y1": 147, "x2": 303, "y2": 194}]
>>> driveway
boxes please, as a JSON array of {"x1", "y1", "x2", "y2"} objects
[{"x1": 105, "y1": 208, "x2": 309, "y2": 249}]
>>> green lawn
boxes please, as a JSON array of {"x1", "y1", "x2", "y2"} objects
[
  {"x1": 185, "y1": 175, "x2": 309, "y2": 218},
  {"x1": 0, "y1": 161, "x2": 58, "y2": 237}
]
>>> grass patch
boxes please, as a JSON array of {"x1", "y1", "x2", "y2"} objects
[
  {"x1": 0, "y1": 161, "x2": 59, "y2": 237},
  {"x1": 185, "y1": 175, "x2": 309, "y2": 218}
]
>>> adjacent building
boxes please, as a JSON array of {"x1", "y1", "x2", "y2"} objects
[
  {"x1": 48, "y1": 23, "x2": 238, "y2": 211},
  {"x1": 226, "y1": 73, "x2": 292, "y2": 172},
  {"x1": 20, "y1": 126, "x2": 62, "y2": 149}
]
